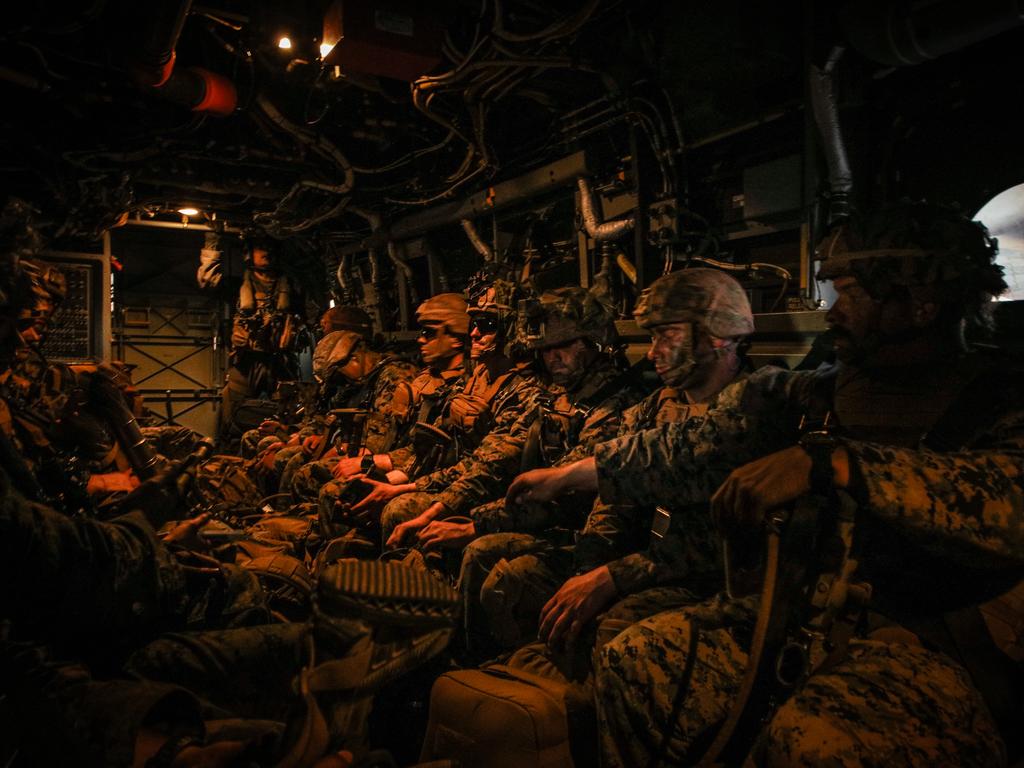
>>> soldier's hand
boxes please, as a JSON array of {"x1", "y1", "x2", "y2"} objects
[
  {"x1": 538, "y1": 565, "x2": 617, "y2": 651},
  {"x1": 387, "y1": 514, "x2": 428, "y2": 549},
  {"x1": 418, "y1": 519, "x2": 476, "y2": 551},
  {"x1": 259, "y1": 419, "x2": 287, "y2": 435},
  {"x1": 710, "y1": 445, "x2": 849, "y2": 532},
  {"x1": 506, "y1": 458, "x2": 598, "y2": 507},
  {"x1": 332, "y1": 455, "x2": 364, "y2": 479},
  {"x1": 114, "y1": 464, "x2": 185, "y2": 525},
  {"x1": 162, "y1": 512, "x2": 213, "y2": 550},
  {"x1": 350, "y1": 476, "x2": 415, "y2": 515}
]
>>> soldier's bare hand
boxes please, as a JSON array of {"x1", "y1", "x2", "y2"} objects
[
  {"x1": 333, "y1": 455, "x2": 364, "y2": 479},
  {"x1": 350, "y1": 476, "x2": 414, "y2": 515},
  {"x1": 113, "y1": 462, "x2": 184, "y2": 524},
  {"x1": 538, "y1": 565, "x2": 617, "y2": 650},
  {"x1": 711, "y1": 445, "x2": 816, "y2": 532},
  {"x1": 386, "y1": 513, "x2": 430, "y2": 549},
  {"x1": 418, "y1": 519, "x2": 476, "y2": 551},
  {"x1": 162, "y1": 512, "x2": 213, "y2": 550},
  {"x1": 506, "y1": 458, "x2": 599, "y2": 507},
  {"x1": 258, "y1": 420, "x2": 286, "y2": 435}
]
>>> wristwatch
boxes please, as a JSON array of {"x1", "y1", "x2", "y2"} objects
[{"x1": 799, "y1": 430, "x2": 839, "y2": 496}]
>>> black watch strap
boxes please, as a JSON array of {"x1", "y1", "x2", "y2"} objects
[{"x1": 146, "y1": 734, "x2": 203, "y2": 768}]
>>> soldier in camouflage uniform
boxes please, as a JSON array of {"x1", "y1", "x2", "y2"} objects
[
  {"x1": 487, "y1": 270, "x2": 754, "y2": 666},
  {"x1": 325, "y1": 271, "x2": 543, "y2": 551},
  {"x1": 197, "y1": 234, "x2": 306, "y2": 441},
  {"x1": 509, "y1": 203, "x2": 1022, "y2": 766},
  {"x1": 420, "y1": 285, "x2": 651, "y2": 655},
  {"x1": 321, "y1": 293, "x2": 468, "y2": 491},
  {"x1": 238, "y1": 304, "x2": 374, "y2": 459},
  {"x1": 281, "y1": 328, "x2": 418, "y2": 498}
]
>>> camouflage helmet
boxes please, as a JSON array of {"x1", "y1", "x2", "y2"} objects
[
  {"x1": 20, "y1": 259, "x2": 67, "y2": 310},
  {"x1": 816, "y1": 202, "x2": 1006, "y2": 304},
  {"x1": 467, "y1": 276, "x2": 518, "y2": 317},
  {"x1": 321, "y1": 305, "x2": 373, "y2": 341},
  {"x1": 417, "y1": 293, "x2": 470, "y2": 336},
  {"x1": 634, "y1": 268, "x2": 754, "y2": 339},
  {"x1": 521, "y1": 286, "x2": 617, "y2": 349},
  {"x1": 0, "y1": 198, "x2": 42, "y2": 311},
  {"x1": 313, "y1": 330, "x2": 362, "y2": 381}
]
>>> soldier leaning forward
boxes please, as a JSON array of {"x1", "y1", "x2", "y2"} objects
[{"x1": 280, "y1": 328, "x2": 418, "y2": 498}]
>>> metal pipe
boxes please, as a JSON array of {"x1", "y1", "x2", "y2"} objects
[
  {"x1": 124, "y1": 216, "x2": 244, "y2": 233},
  {"x1": 577, "y1": 177, "x2": 635, "y2": 241},
  {"x1": 341, "y1": 151, "x2": 588, "y2": 253},
  {"x1": 132, "y1": 0, "x2": 193, "y2": 86},
  {"x1": 808, "y1": 47, "x2": 852, "y2": 224},
  {"x1": 460, "y1": 218, "x2": 494, "y2": 261},
  {"x1": 840, "y1": 0, "x2": 1024, "y2": 67},
  {"x1": 256, "y1": 94, "x2": 354, "y2": 194},
  {"x1": 387, "y1": 242, "x2": 413, "y2": 330}
]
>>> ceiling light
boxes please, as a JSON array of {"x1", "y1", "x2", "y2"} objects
[
  {"x1": 278, "y1": 36, "x2": 292, "y2": 50},
  {"x1": 178, "y1": 207, "x2": 199, "y2": 217},
  {"x1": 319, "y1": 42, "x2": 334, "y2": 59}
]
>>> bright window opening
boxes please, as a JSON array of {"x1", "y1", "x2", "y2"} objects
[{"x1": 975, "y1": 183, "x2": 1024, "y2": 301}]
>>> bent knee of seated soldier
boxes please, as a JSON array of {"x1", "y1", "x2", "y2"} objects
[{"x1": 763, "y1": 639, "x2": 1005, "y2": 768}]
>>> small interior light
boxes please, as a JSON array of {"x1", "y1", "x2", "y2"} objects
[
  {"x1": 319, "y1": 42, "x2": 334, "y2": 59},
  {"x1": 178, "y1": 207, "x2": 200, "y2": 217},
  {"x1": 328, "y1": 299, "x2": 336, "y2": 308},
  {"x1": 278, "y1": 36, "x2": 292, "y2": 50}
]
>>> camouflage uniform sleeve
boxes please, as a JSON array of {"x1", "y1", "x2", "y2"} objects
[
  {"x1": 843, "y1": 410, "x2": 1024, "y2": 564},
  {"x1": 558, "y1": 389, "x2": 648, "y2": 467},
  {"x1": 416, "y1": 375, "x2": 544, "y2": 515},
  {"x1": 593, "y1": 367, "x2": 808, "y2": 508},
  {"x1": 364, "y1": 361, "x2": 418, "y2": 453},
  {"x1": 1, "y1": 466, "x2": 186, "y2": 634},
  {"x1": 1, "y1": 639, "x2": 203, "y2": 767},
  {"x1": 573, "y1": 498, "x2": 647, "y2": 573}
]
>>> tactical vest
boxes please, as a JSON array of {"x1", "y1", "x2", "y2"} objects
[{"x1": 446, "y1": 362, "x2": 522, "y2": 455}]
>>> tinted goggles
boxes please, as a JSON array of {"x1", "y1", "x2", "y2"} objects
[{"x1": 468, "y1": 314, "x2": 500, "y2": 335}]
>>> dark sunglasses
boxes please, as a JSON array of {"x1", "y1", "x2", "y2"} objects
[
  {"x1": 468, "y1": 315, "x2": 500, "y2": 335},
  {"x1": 418, "y1": 325, "x2": 441, "y2": 340}
]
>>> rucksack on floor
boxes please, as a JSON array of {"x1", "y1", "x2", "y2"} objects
[{"x1": 420, "y1": 664, "x2": 574, "y2": 768}]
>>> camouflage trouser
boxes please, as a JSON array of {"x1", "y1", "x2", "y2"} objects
[
  {"x1": 506, "y1": 585, "x2": 703, "y2": 685},
  {"x1": 458, "y1": 532, "x2": 565, "y2": 657},
  {"x1": 140, "y1": 425, "x2": 201, "y2": 461},
  {"x1": 298, "y1": 458, "x2": 340, "y2": 503},
  {"x1": 595, "y1": 594, "x2": 1006, "y2": 768},
  {"x1": 126, "y1": 623, "x2": 311, "y2": 722},
  {"x1": 380, "y1": 491, "x2": 434, "y2": 547}
]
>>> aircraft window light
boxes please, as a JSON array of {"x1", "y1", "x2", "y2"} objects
[{"x1": 975, "y1": 183, "x2": 1024, "y2": 301}]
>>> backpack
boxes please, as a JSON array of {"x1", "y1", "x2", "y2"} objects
[{"x1": 420, "y1": 664, "x2": 575, "y2": 768}]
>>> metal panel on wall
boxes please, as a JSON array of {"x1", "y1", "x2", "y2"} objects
[
  {"x1": 113, "y1": 304, "x2": 221, "y2": 438},
  {"x1": 37, "y1": 251, "x2": 112, "y2": 363}
]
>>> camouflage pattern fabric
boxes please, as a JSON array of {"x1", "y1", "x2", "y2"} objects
[
  {"x1": 459, "y1": 532, "x2": 566, "y2": 655},
  {"x1": 407, "y1": 363, "x2": 543, "y2": 515},
  {"x1": 595, "y1": 597, "x2": 1004, "y2": 767},
  {"x1": 469, "y1": 380, "x2": 730, "y2": 656},
  {"x1": 2, "y1": 638, "x2": 203, "y2": 768},
  {"x1": 287, "y1": 357, "x2": 417, "y2": 501},
  {"x1": 589, "y1": 354, "x2": 1024, "y2": 766}
]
